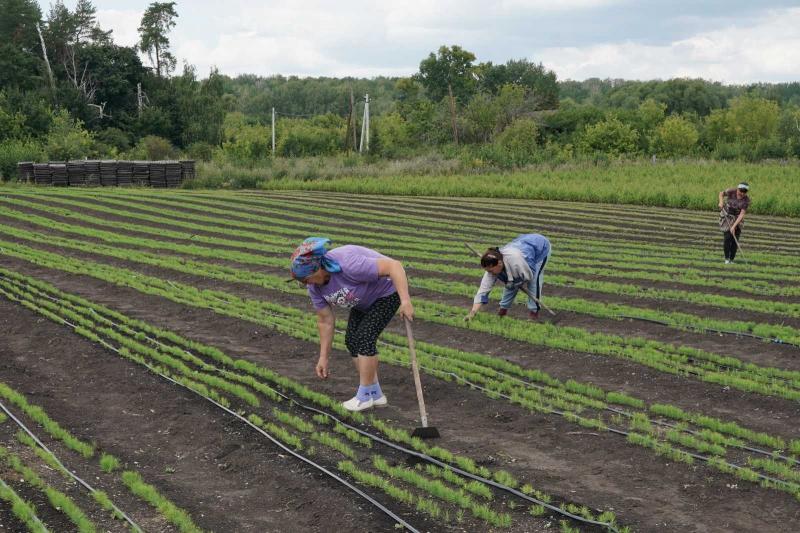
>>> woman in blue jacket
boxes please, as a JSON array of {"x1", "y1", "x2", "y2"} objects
[{"x1": 465, "y1": 233, "x2": 551, "y2": 320}]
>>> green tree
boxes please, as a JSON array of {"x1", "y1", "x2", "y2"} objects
[
  {"x1": 653, "y1": 115, "x2": 698, "y2": 157},
  {"x1": 373, "y1": 112, "x2": 411, "y2": 157},
  {"x1": 0, "y1": 0, "x2": 43, "y2": 91},
  {"x1": 478, "y1": 59, "x2": 558, "y2": 109},
  {"x1": 417, "y1": 45, "x2": 477, "y2": 103},
  {"x1": 579, "y1": 117, "x2": 639, "y2": 156},
  {"x1": 45, "y1": 108, "x2": 93, "y2": 160},
  {"x1": 0, "y1": 95, "x2": 26, "y2": 141},
  {"x1": 726, "y1": 96, "x2": 779, "y2": 144},
  {"x1": 138, "y1": 1, "x2": 178, "y2": 77},
  {"x1": 462, "y1": 92, "x2": 497, "y2": 143},
  {"x1": 493, "y1": 83, "x2": 526, "y2": 132},
  {"x1": 495, "y1": 117, "x2": 538, "y2": 155},
  {"x1": 778, "y1": 105, "x2": 800, "y2": 157}
]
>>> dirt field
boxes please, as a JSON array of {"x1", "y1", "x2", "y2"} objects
[{"x1": 0, "y1": 188, "x2": 798, "y2": 532}]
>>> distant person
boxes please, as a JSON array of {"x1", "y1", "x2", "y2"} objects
[
  {"x1": 465, "y1": 233, "x2": 551, "y2": 321},
  {"x1": 290, "y1": 238, "x2": 413, "y2": 412},
  {"x1": 718, "y1": 182, "x2": 750, "y2": 264}
]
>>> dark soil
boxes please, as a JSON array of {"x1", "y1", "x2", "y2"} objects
[
  {"x1": 0, "y1": 296, "x2": 400, "y2": 533},
  {"x1": 1, "y1": 191, "x2": 799, "y2": 532},
  {"x1": 1, "y1": 254, "x2": 799, "y2": 532}
]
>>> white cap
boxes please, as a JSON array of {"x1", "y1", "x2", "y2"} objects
[{"x1": 737, "y1": 182, "x2": 749, "y2": 191}]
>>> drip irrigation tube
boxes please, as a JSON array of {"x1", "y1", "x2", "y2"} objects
[
  {"x1": 53, "y1": 295, "x2": 620, "y2": 531},
  {"x1": 4, "y1": 275, "x2": 798, "y2": 491},
  {"x1": 0, "y1": 400, "x2": 143, "y2": 532},
  {"x1": 617, "y1": 315, "x2": 800, "y2": 348},
  {"x1": 413, "y1": 367, "x2": 800, "y2": 494},
  {"x1": 6, "y1": 274, "x2": 793, "y2": 531},
  {"x1": 605, "y1": 407, "x2": 800, "y2": 467},
  {"x1": 0, "y1": 475, "x2": 50, "y2": 532},
  {"x1": 0, "y1": 289, "x2": 421, "y2": 533}
]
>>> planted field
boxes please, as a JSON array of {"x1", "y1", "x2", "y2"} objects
[{"x1": 0, "y1": 187, "x2": 798, "y2": 532}]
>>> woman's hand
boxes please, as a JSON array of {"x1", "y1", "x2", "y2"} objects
[
  {"x1": 315, "y1": 356, "x2": 329, "y2": 379},
  {"x1": 464, "y1": 311, "x2": 475, "y2": 322},
  {"x1": 399, "y1": 300, "x2": 414, "y2": 321},
  {"x1": 718, "y1": 201, "x2": 724, "y2": 209}
]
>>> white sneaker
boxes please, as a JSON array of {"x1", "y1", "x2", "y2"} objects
[
  {"x1": 724, "y1": 259, "x2": 731, "y2": 264},
  {"x1": 373, "y1": 395, "x2": 388, "y2": 407},
  {"x1": 342, "y1": 396, "x2": 374, "y2": 412}
]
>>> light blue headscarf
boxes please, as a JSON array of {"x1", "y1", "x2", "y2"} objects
[{"x1": 289, "y1": 237, "x2": 342, "y2": 280}]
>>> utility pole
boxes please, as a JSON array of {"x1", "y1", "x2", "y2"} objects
[
  {"x1": 448, "y1": 83, "x2": 459, "y2": 146},
  {"x1": 359, "y1": 94, "x2": 370, "y2": 153},
  {"x1": 271, "y1": 107, "x2": 276, "y2": 156},
  {"x1": 36, "y1": 23, "x2": 55, "y2": 92}
]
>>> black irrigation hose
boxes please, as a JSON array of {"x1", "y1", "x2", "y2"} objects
[
  {"x1": 5, "y1": 276, "x2": 797, "y2": 473},
  {"x1": 6, "y1": 275, "x2": 791, "y2": 532},
  {"x1": 392, "y1": 334, "x2": 800, "y2": 467},
  {"x1": 0, "y1": 476, "x2": 50, "y2": 532},
  {"x1": 0, "y1": 400, "x2": 144, "y2": 533},
  {"x1": 605, "y1": 407, "x2": 800, "y2": 467},
  {"x1": 421, "y1": 368, "x2": 800, "y2": 494},
  {"x1": 617, "y1": 314, "x2": 800, "y2": 349},
  {"x1": 126, "y1": 328, "x2": 615, "y2": 531},
  {"x1": 59, "y1": 298, "x2": 619, "y2": 531},
  {"x1": 0, "y1": 286, "x2": 420, "y2": 533},
  {"x1": 14, "y1": 275, "x2": 800, "y2": 529}
]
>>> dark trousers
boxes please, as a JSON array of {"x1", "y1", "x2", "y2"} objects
[{"x1": 723, "y1": 227, "x2": 742, "y2": 260}]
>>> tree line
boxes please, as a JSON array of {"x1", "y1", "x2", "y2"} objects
[{"x1": 2, "y1": 0, "x2": 800, "y2": 180}]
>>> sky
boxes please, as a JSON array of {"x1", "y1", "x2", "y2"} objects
[{"x1": 59, "y1": 0, "x2": 800, "y2": 83}]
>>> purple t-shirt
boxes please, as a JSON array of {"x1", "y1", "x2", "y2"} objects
[{"x1": 307, "y1": 245, "x2": 396, "y2": 311}]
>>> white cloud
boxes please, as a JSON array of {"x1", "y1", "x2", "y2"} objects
[
  {"x1": 538, "y1": 7, "x2": 800, "y2": 83},
  {"x1": 96, "y1": 9, "x2": 142, "y2": 48},
  {"x1": 499, "y1": 0, "x2": 622, "y2": 11}
]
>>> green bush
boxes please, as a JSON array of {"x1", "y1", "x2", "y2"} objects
[
  {"x1": 0, "y1": 139, "x2": 44, "y2": 180},
  {"x1": 753, "y1": 137, "x2": 787, "y2": 160},
  {"x1": 578, "y1": 117, "x2": 639, "y2": 156},
  {"x1": 186, "y1": 141, "x2": 214, "y2": 161},
  {"x1": 219, "y1": 124, "x2": 270, "y2": 165},
  {"x1": 45, "y1": 109, "x2": 94, "y2": 161},
  {"x1": 95, "y1": 127, "x2": 131, "y2": 152},
  {"x1": 278, "y1": 116, "x2": 342, "y2": 157},
  {"x1": 653, "y1": 115, "x2": 698, "y2": 156},
  {"x1": 373, "y1": 112, "x2": 412, "y2": 157},
  {"x1": 128, "y1": 135, "x2": 178, "y2": 160}
]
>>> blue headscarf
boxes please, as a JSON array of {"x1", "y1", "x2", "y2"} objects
[{"x1": 290, "y1": 237, "x2": 342, "y2": 280}]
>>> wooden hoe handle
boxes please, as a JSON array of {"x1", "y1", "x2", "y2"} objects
[{"x1": 404, "y1": 317, "x2": 429, "y2": 428}]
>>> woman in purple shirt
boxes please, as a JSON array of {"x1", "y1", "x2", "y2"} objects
[{"x1": 290, "y1": 238, "x2": 414, "y2": 412}]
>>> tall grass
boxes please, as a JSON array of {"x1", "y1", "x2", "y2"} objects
[{"x1": 182, "y1": 156, "x2": 800, "y2": 216}]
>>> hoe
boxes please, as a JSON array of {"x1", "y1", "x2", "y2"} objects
[{"x1": 403, "y1": 317, "x2": 440, "y2": 439}]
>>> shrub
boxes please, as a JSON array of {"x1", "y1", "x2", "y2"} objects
[
  {"x1": 129, "y1": 135, "x2": 178, "y2": 160},
  {"x1": 495, "y1": 117, "x2": 538, "y2": 156},
  {"x1": 653, "y1": 115, "x2": 699, "y2": 157},
  {"x1": 185, "y1": 141, "x2": 214, "y2": 161},
  {"x1": 373, "y1": 112, "x2": 412, "y2": 157},
  {"x1": 95, "y1": 127, "x2": 131, "y2": 152},
  {"x1": 278, "y1": 117, "x2": 342, "y2": 157},
  {"x1": 45, "y1": 109, "x2": 94, "y2": 161},
  {"x1": 0, "y1": 138, "x2": 44, "y2": 180},
  {"x1": 753, "y1": 137, "x2": 787, "y2": 160},
  {"x1": 578, "y1": 117, "x2": 639, "y2": 156}
]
